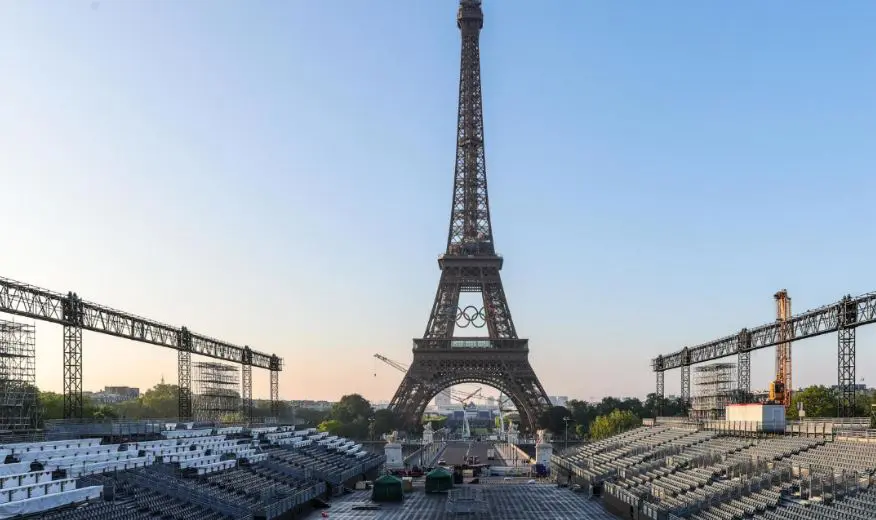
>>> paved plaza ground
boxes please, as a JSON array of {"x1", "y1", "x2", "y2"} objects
[{"x1": 303, "y1": 482, "x2": 616, "y2": 520}]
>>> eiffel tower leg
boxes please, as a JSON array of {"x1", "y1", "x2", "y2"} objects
[
  {"x1": 482, "y1": 281, "x2": 516, "y2": 339},
  {"x1": 423, "y1": 272, "x2": 461, "y2": 340}
]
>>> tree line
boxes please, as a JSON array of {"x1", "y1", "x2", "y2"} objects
[
  {"x1": 537, "y1": 393, "x2": 688, "y2": 441},
  {"x1": 35, "y1": 383, "x2": 294, "y2": 426},
  {"x1": 785, "y1": 385, "x2": 874, "y2": 420},
  {"x1": 537, "y1": 386, "x2": 876, "y2": 441},
  {"x1": 31, "y1": 384, "x2": 875, "y2": 440}
]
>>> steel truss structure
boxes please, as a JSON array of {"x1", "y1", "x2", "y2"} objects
[
  {"x1": 0, "y1": 276, "x2": 282, "y2": 419},
  {"x1": 241, "y1": 347, "x2": 253, "y2": 424},
  {"x1": 691, "y1": 363, "x2": 736, "y2": 420},
  {"x1": 193, "y1": 362, "x2": 240, "y2": 421},
  {"x1": 653, "y1": 293, "x2": 872, "y2": 417},
  {"x1": 388, "y1": 0, "x2": 551, "y2": 432},
  {"x1": 0, "y1": 320, "x2": 38, "y2": 431}
]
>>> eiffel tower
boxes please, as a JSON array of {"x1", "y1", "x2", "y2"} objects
[{"x1": 389, "y1": 0, "x2": 551, "y2": 432}]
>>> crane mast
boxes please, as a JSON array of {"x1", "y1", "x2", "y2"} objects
[{"x1": 769, "y1": 289, "x2": 793, "y2": 408}]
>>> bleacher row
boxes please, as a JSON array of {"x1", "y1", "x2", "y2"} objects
[
  {"x1": 0, "y1": 424, "x2": 385, "y2": 520},
  {"x1": 553, "y1": 425, "x2": 876, "y2": 520}
]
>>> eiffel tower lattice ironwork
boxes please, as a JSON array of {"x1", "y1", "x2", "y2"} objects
[{"x1": 388, "y1": 0, "x2": 551, "y2": 432}]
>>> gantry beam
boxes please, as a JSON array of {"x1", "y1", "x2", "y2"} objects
[
  {"x1": 651, "y1": 292, "x2": 876, "y2": 371},
  {"x1": 0, "y1": 276, "x2": 282, "y2": 419},
  {"x1": 0, "y1": 276, "x2": 280, "y2": 369}
]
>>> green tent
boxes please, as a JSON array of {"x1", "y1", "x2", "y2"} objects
[
  {"x1": 371, "y1": 474, "x2": 404, "y2": 502},
  {"x1": 424, "y1": 467, "x2": 453, "y2": 493}
]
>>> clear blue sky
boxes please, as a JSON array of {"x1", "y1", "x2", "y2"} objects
[{"x1": 1, "y1": 1, "x2": 875, "y2": 402}]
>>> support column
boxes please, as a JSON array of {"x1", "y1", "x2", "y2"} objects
[
  {"x1": 269, "y1": 354, "x2": 280, "y2": 418},
  {"x1": 737, "y1": 352, "x2": 750, "y2": 398},
  {"x1": 737, "y1": 328, "x2": 752, "y2": 403},
  {"x1": 62, "y1": 292, "x2": 84, "y2": 419},
  {"x1": 680, "y1": 347, "x2": 691, "y2": 413},
  {"x1": 241, "y1": 347, "x2": 253, "y2": 424},
  {"x1": 680, "y1": 365, "x2": 690, "y2": 407},
  {"x1": 656, "y1": 371, "x2": 665, "y2": 417},
  {"x1": 652, "y1": 355, "x2": 665, "y2": 418},
  {"x1": 177, "y1": 327, "x2": 192, "y2": 421},
  {"x1": 837, "y1": 296, "x2": 857, "y2": 417}
]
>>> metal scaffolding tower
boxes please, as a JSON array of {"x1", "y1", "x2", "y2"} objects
[
  {"x1": 193, "y1": 362, "x2": 240, "y2": 422},
  {"x1": 691, "y1": 362, "x2": 736, "y2": 420},
  {"x1": 0, "y1": 321, "x2": 38, "y2": 431}
]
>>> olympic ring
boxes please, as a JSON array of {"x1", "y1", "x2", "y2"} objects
[{"x1": 456, "y1": 305, "x2": 486, "y2": 328}]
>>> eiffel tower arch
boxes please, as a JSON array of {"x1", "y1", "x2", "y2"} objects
[{"x1": 389, "y1": 0, "x2": 551, "y2": 433}]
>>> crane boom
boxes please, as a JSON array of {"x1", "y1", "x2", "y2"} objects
[
  {"x1": 373, "y1": 353, "x2": 408, "y2": 373},
  {"x1": 373, "y1": 353, "x2": 481, "y2": 405}
]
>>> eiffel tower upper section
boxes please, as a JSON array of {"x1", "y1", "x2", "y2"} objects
[
  {"x1": 447, "y1": 0, "x2": 493, "y2": 258},
  {"x1": 417, "y1": 0, "x2": 525, "y2": 351}
]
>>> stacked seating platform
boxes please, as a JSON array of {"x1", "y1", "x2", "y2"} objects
[
  {"x1": 552, "y1": 424, "x2": 876, "y2": 520},
  {"x1": 0, "y1": 424, "x2": 383, "y2": 519}
]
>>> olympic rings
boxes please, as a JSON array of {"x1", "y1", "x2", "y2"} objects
[{"x1": 456, "y1": 305, "x2": 486, "y2": 328}]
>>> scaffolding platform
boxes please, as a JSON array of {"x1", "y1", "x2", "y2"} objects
[
  {"x1": 691, "y1": 362, "x2": 736, "y2": 420},
  {"x1": 0, "y1": 320, "x2": 37, "y2": 432},
  {"x1": 193, "y1": 362, "x2": 240, "y2": 421}
]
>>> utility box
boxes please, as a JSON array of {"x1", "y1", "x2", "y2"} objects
[{"x1": 725, "y1": 403, "x2": 786, "y2": 432}]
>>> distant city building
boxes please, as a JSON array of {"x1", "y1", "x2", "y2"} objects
[
  {"x1": 289, "y1": 400, "x2": 334, "y2": 411},
  {"x1": 90, "y1": 386, "x2": 140, "y2": 404},
  {"x1": 105, "y1": 386, "x2": 140, "y2": 400},
  {"x1": 550, "y1": 396, "x2": 568, "y2": 407},
  {"x1": 434, "y1": 390, "x2": 452, "y2": 407},
  {"x1": 830, "y1": 384, "x2": 868, "y2": 392}
]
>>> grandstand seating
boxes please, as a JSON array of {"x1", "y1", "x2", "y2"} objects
[
  {"x1": 0, "y1": 424, "x2": 384, "y2": 519},
  {"x1": 553, "y1": 424, "x2": 876, "y2": 520}
]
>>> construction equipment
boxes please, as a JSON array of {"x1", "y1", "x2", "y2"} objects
[
  {"x1": 768, "y1": 289, "x2": 793, "y2": 408},
  {"x1": 373, "y1": 353, "x2": 482, "y2": 436},
  {"x1": 495, "y1": 393, "x2": 517, "y2": 440}
]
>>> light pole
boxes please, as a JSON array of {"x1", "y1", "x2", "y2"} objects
[{"x1": 563, "y1": 416, "x2": 572, "y2": 452}]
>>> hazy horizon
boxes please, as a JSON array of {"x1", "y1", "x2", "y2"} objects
[{"x1": 2, "y1": 1, "x2": 875, "y2": 403}]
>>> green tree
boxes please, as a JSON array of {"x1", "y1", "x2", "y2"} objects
[
  {"x1": 291, "y1": 407, "x2": 330, "y2": 427},
  {"x1": 589, "y1": 409, "x2": 640, "y2": 440},
  {"x1": 139, "y1": 383, "x2": 179, "y2": 418},
  {"x1": 220, "y1": 412, "x2": 244, "y2": 424},
  {"x1": 372, "y1": 408, "x2": 398, "y2": 437},
  {"x1": 428, "y1": 415, "x2": 448, "y2": 432},
  {"x1": 114, "y1": 399, "x2": 149, "y2": 419},
  {"x1": 318, "y1": 419, "x2": 343, "y2": 435},
  {"x1": 37, "y1": 391, "x2": 99, "y2": 424},
  {"x1": 329, "y1": 394, "x2": 374, "y2": 439},
  {"x1": 641, "y1": 393, "x2": 686, "y2": 418},
  {"x1": 854, "y1": 391, "x2": 873, "y2": 418},
  {"x1": 537, "y1": 406, "x2": 571, "y2": 434},
  {"x1": 38, "y1": 391, "x2": 65, "y2": 421},
  {"x1": 91, "y1": 405, "x2": 118, "y2": 420},
  {"x1": 331, "y1": 394, "x2": 373, "y2": 423},
  {"x1": 567, "y1": 399, "x2": 596, "y2": 437},
  {"x1": 787, "y1": 385, "x2": 837, "y2": 419}
]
